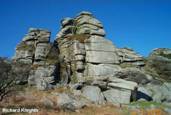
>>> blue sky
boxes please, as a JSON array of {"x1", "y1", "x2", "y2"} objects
[{"x1": 0, "y1": 0, "x2": 171, "y2": 57}]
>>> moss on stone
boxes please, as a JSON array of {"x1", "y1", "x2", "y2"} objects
[
  {"x1": 16, "y1": 42, "x2": 34, "y2": 51},
  {"x1": 67, "y1": 34, "x2": 90, "y2": 43},
  {"x1": 71, "y1": 74, "x2": 78, "y2": 83}
]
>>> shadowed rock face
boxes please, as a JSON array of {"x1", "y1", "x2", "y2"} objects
[{"x1": 146, "y1": 48, "x2": 171, "y2": 81}]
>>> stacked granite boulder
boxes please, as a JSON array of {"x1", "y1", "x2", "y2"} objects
[
  {"x1": 13, "y1": 28, "x2": 51, "y2": 64},
  {"x1": 55, "y1": 11, "x2": 144, "y2": 104},
  {"x1": 13, "y1": 28, "x2": 59, "y2": 90},
  {"x1": 117, "y1": 48, "x2": 145, "y2": 68},
  {"x1": 57, "y1": 12, "x2": 119, "y2": 83}
]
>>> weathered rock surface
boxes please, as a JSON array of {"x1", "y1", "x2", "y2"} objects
[
  {"x1": 107, "y1": 77, "x2": 138, "y2": 90},
  {"x1": 13, "y1": 28, "x2": 51, "y2": 64},
  {"x1": 57, "y1": 93, "x2": 88, "y2": 111},
  {"x1": 13, "y1": 28, "x2": 59, "y2": 90},
  {"x1": 114, "y1": 68, "x2": 151, "y2": 85},
  {"x1": 103, "y1": 89, "x2": 131, "y2": 104},
  {"x1": 82, "y1": 86, "x2": 105, "y2": 105},
  {"x1": 85, "y1": 64, "x2": 121, "y2": 77},
  {"x1": 117, "y1": 48, "x2": 145, "y2": 68},
  {"x1": 56, "y1": 11, "x2": 145, "y2": 85},
  {"x1": 138, "y1": 82, "x2": 171, "y2": 103},
  {"x1": 12, "y1": 11, "x2": 171, "y2": 108},
  {"x1": 145, "y1": 48, "x2": 171, "y2": 81}
]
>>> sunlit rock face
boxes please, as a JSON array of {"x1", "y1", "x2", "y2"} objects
[
  {"x1": 12, "y1": 11, "x2": 171, "y2": 106},
  {"x1": 13, "y1": 28, "x2": 59, "y2": 90},
  {"x1": 56, "y1": 11, "x2": 144, "y2": 84}
]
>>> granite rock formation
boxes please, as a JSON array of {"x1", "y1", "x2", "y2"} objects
[
  {"x1": 56, "y1": 11, "x2": 144, "y2": 85},
  {"x1": 145, "y1": 48, "x2": 171, "y2": 81},
  {"x1": 13, "y1": 28, "x2": 59, "y2": 90},
  {"x1": 12, "y1": 11, "x2": 171, "y2": 108}
]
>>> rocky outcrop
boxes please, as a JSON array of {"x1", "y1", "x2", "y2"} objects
[
  {"x1": 12, "y1": 11, "x2": 171, "y2": 108},
  {"x1": 56, "y1": 93, "x2": 88, "y2": 111},
  {"x1": 145, "y1": 48, "x2": 171, "y2": 81},
  {"x1": 82, "y1": 86, "x2": 105, "y2": 105},
  {"x1": 103, "y1": 89, "x2": 131, "y2": 105},
  {"x1": 13, "y1": 28, "x2": 51, "y2": 64},
  {"x1": 13, "y1": 28, "x2": 59, "y2": 90},
  {"x1": 56, "y1": 11, "x2": 145, "y2": 86},
  {"x1": 137, "y1": 82, "x2": 171, "y2": 103}
]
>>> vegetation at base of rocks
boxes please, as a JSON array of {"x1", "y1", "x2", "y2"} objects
[
  {"x1": 0, "y1": 57, "x2": 14, "y2": 101},
  {"x1": 67, "y1": 34, "x2": 90, "y2": 43},
  {"x1": 122, "y1": 107, "x2": 130, "y2": 115},
  {"x1": 0, "y1": 57, "x2": 32, "y2": 101},
  {"x1": 0, "y1": 86, "x2": 59, "y2": 111},
  {"x1": 12, "y1": 61, "x2": 32, "y2": 85},
  {"x1": 145, "y1": 58, "x2": 171, "y2": 81},
  {"x1": 71, "y1": 73, "x2": 78, "y2": 84},
  {"x1": 129, "y1": 101, "x2": 168, "y2": 109},
  {"x1": 0, "y1": 85, "x2": 168, "y2": 115}
]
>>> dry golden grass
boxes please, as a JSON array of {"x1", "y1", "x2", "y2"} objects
[
  {"x1": 31, "y1": 64, "x2": 40, "y2": 70},
  {"x1": 0, "y1": 86, "x2": 168, "y2": 115},
  {"x1": 130, "y1": 108, "x2": 166, "y2": 115}
]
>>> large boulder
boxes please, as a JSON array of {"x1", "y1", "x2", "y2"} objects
[
  {"x1": 34, "y1": 43, "x2": 51, "y2": 61},
  {"x1": 107, "y1": 77, "x2": 138, "y2": 90},
  {"x1": 28, "y1": 65, "x2": 57, "y2": 87},
  {"x1": 103, "y1": 89, "x2": 131, "y2": 105},
  {"x1": 82, "y1": 86, "x2": 105, "y2": 104},
  {"x1": 114, "y1": 68, "x2": 151, "y2": 85},
  {"x1": 57, "y1": 93, "x2": 88, "y2": 111},
  {"x1": 85, "y1": 39, "x2": 116, "y2": 52},
  {"x1": 138, "y1": 82, "x2": 171, "y2": 103}
]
